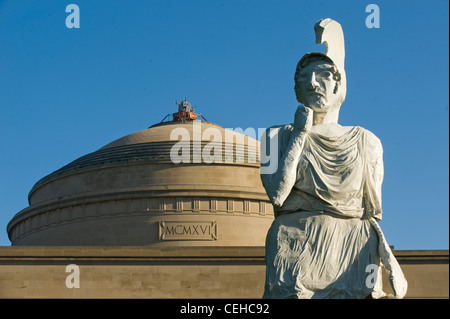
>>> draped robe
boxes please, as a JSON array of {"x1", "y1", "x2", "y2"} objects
[{"x1": 260, "y1": 123, "x2": 407, "y2": 299}]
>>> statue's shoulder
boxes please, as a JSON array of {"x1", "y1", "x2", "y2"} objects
[
  {"x1": 357, "y1": 126, "x2": 382, "y2": 145},
  {"x1": 355, "y1": 126, "x2": 383, "y2": 159}
]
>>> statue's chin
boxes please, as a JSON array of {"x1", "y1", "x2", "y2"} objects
[
  {"x1": 307, "y1": 103, "x2": 331, "y2": 113},
  {"x1": 306, "y1": 99, "x2": 342, "y2": 113}
]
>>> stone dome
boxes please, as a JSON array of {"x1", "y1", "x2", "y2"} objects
[{"x1": 7, "y1": 119, "x2": 274, "y2": 246}]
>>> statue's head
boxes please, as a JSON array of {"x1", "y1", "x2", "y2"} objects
[
  {"x1": 294, "y1": 19, "x2": 347, "y2": 113},
  {"x1": 294, "y1": 52, "x2": 346, "y2": 112}
]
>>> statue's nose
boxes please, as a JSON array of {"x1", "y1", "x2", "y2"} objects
[{"x1": 307, "y1": 72, "x2": 319, "y2": 89}]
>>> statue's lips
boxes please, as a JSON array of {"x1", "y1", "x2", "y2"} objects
[{"x1": 306, "y1": 91, "x2": 325, "y2": 98}]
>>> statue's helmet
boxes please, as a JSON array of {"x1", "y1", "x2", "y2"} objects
[{"x1": 294, "y1": 19, "x2": 347, "y2": 107}]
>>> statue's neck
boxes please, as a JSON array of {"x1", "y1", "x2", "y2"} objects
[{"x1": 313, "y1": 107, "x2": 340, "y2": 125}]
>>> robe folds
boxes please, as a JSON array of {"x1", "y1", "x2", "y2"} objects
[{"x1": 261, "y1": 124, "x2": 407, "y2": 299}]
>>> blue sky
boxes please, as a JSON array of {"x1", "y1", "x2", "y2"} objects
[{"x1": 0, "y1": 0, "x2": 448, "y2": 249}]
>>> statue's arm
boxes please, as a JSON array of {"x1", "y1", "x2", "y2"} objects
[
  {"x1": 364, "y1": 131, "x2": 384, "y2": 220},
  {"x1": 260, "y1": 106, "x2": 312, "y2": 207}
]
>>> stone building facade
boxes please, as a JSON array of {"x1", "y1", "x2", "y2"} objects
[
  {"x1": 0, "y1": 246, "x2": 447, "y2": 298},
  {"x1": 3, "y1": 108, "x2": 448, "y2": 299}
]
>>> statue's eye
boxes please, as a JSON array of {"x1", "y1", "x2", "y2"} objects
[{"x1": 316, "y1": 71, "x2": 333, "y2": 79}]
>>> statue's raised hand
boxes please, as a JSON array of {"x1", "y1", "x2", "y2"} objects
[{"x1": 294, "y1": 105, "x2": 313, "y2": 132}]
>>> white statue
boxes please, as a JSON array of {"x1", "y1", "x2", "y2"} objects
[{"x1": 260, "y1": 19, "x2": 407, "y2": 299}]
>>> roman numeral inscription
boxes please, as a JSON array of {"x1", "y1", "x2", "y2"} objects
[{"x1": 159, "y1": 221, "x2": 217, "y2": 241}]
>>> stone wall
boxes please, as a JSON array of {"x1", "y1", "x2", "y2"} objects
[{"x1": 0, "y1": 246, "x2": 447, "y2": 299}]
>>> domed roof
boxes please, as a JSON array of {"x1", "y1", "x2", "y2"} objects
[
  {"x1": 7, "y1": 116, "x2": 273, "y2": 246},
  {"x1": 28, "y1": 120, "x2": 260, "y2": 203}
]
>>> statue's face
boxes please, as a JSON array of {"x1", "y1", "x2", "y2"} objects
[{"x1": 296, "y1": 60, "x2": 341, "y2": 112}]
